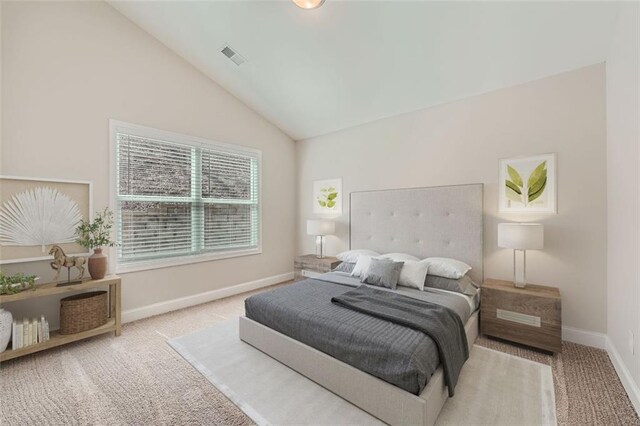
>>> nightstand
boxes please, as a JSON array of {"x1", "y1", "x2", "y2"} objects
[
  {"x1": 294, "y1": 254, "x2": 340, "y2": 281},
  {"x1": 481, "y1": 278, "x2": 562, "y2": 353}
]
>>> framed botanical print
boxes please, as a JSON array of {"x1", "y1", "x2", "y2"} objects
[
  {"x1": 499, "y1": 153, "x2": 556, "y2": 213},
  {"x1": 313, "y1": 178, "x2": 342, "y2": 215}
]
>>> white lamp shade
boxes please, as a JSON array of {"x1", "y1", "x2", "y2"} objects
[
  {"x1": 307, "y1": 219, "x2": 335, "y2": 236},
  {"x1": 498, "y1": 223, "x2": 544, "y2": 250}
]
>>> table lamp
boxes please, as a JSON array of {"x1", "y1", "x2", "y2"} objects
[
  {"x1": 307, "y1": 219, "x2": 335, "y2": 259},
  {"x1": 498, "y1": 223, "x2": 544, "y2": 288}
]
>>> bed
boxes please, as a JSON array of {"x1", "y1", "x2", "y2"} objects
[{"x1": 240, "y1": 184, "x2": 483, "y2": 426}]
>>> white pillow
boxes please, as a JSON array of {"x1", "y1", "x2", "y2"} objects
[
  {"x1": 424, "y1": 257, "x2": 472, "y2": 279},
  {"x1": 381, "y1": 253, "x2": 420, "y2": 262},
  {"x1": 337, "y1": 249, "x2": 380, "y2": 263},
  {"x1": 397, "y1": 260, "x2": 429, "y2": 291},
  {"x1": 351, "y1": 254, "x2": 375, "y2": 277}
]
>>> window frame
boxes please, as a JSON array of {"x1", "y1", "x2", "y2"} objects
[{"x1": 109, "y1": 120, "x2": 262, "y2": 274}]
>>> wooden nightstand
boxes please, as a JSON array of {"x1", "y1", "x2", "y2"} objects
[
  {"x1": 481, "y1": 278, "x2": 562, "y2": 353},
  {"x1": 294, "y1": 254, "x2": 340, "y2": 281}
]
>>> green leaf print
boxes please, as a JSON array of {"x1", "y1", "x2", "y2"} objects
[{"x1": 507, "y1": 165, "x2": 524, "y2": 188}]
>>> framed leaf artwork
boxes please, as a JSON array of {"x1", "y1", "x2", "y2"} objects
[
  {"x1": 499, "y1": 153, "x2": 556, "y2": 213},
  {"x1": 313, "y1": 178, "x2": 342, "y2": 215}
]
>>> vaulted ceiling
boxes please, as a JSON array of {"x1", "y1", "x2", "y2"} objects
[{"x1": 110, "y1": 1, "x2": 620, "y2": 140}]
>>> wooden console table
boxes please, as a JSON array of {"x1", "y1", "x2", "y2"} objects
[{"x1": 0, "y1": 275, "x2": 121, "y2": 362}]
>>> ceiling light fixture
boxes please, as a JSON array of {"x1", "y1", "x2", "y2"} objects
[{"x1": 292, "y1": 0, "x2": 325, "y2": 10}]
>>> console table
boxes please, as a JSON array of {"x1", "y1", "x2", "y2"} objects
[{"x1": 0, "y1": 275, "x2": 121, "y2": 362}]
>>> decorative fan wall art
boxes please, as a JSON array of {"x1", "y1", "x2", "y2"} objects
[
  {"x1": 0, "y1": 187, "x2": 82, "y2": 249},
  {"x1": 0, "y1": 177, "x2": 92, "y2": 264}
]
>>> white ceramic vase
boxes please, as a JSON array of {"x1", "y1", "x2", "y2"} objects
[{"x1": 0, "y1": 308, "x2": 12, "y2": 352}]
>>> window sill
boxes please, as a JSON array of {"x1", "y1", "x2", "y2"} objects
[{"x1": 115, "y1": 247, "x2": 262, "y2": 274}]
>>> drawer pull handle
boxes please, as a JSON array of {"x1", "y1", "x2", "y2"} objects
[{"x1": 497, "y1": 309, "x2": 541, "y2": 327}]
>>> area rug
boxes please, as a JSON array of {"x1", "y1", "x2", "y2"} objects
[{"x1": 169, "y1": 318, "x2": 556, "y2": 426}]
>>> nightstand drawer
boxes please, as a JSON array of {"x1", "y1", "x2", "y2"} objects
[
  {"x1": 295, "y1": 260, "x2": 337, "y2": 272},
  {"x1": 294, "y1": 255, "x2": 340, "y2": 282},
  {"x1": 481, "y1": 309, "x2": 562, "y2": 353},
  {"x1": 481, "y1": 287, "x2": 561, "y2": 326}
]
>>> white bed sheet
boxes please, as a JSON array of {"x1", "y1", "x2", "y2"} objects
[{"x1": 420, "y1": 286, "x2": 480, "y2": 313}]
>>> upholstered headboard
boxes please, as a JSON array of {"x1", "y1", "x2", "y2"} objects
[{"x1": 350, "y1": 184, "x2": 484, "y2": 283}]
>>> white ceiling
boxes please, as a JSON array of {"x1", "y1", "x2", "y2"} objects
[{"x1": 110, "y1": 1, "x2": 620, "y2": 140}]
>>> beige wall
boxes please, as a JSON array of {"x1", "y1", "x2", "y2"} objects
[
  {"x1": 1, "y1": 2, "x2": 296, "y2": 321},
  {"x1": 297, "y1": 64, "x2": 607, "y2": 333},
  {"x1": 606, "y1": 2, "x2": 640, "y2": 397},
  {"x1": 0, "y1": 1, "x2": 617, "y2": 341}
]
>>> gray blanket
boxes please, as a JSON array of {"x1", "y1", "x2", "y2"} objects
[{"x1": 331, "y1": 285, "x2": 469, "y2": 396}]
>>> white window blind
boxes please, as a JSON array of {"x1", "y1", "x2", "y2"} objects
[{"x1": 112, "y1": 122, "x2": 260, "y2": 269}]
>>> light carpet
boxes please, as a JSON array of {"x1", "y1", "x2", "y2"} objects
[{"x1": 169, "y1": 318, "x2": 556, "y2": 426}]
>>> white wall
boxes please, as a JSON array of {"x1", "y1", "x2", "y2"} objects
[
  {"x1": 297, "y1": 64, "x2": 607, "y2": 334},
  {"x1": 0, "y1": 2, "x2": 296, "y2": 323},
  {"x1": 606, "y1": 2, "x2": 640, "y2": 409}
]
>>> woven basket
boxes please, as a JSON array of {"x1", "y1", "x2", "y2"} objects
[{"x1": 60, "y1": 291, "x2": 108, "y2": 335}]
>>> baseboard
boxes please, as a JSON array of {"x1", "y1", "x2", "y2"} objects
[
  {"x1": 606, "y1": 338, "x2": 640, "y2": 415},
  {"x1": 122, "y1": 272, "x2": 294, "y2": 324},
  {"x1": 561, "y1": 326, "x2": 607, "y2": 349}
]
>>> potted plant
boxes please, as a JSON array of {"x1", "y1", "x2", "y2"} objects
[
  {"x1": 76, "y1": 208, "x2": 118, "y2": 280},
  {"x1": 0, "y1": 271, "x2": 38, "y2": 295},
  {"x1": 0, "y1": 272, "x2": 38, "y2": 352}
]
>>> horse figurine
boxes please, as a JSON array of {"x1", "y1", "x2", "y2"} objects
[{"x1": 49, "y1": 245, "x2": 85, "y2": 282}]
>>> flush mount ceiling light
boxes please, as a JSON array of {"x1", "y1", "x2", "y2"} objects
[{"x1": 292, "y1": 0, "x2": 325, "y2": 10}]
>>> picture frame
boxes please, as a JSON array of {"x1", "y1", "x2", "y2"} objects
[
  {"x1": 313, "y1": 178, "x2": 342, "y2": 215},
  {"x1": 498, "y1": 153, "x2": 557, "y2": 213},
  {"x1": 0, "y1": 176, "x2": 93, "y2": 264}
]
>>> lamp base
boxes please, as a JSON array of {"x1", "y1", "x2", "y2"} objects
[
  {"x1": 315, "y1": 236, "x2": 325, "y2": 259},
  {"x1": 512, "y1": 249, "x2": 528, "y2": 289}
]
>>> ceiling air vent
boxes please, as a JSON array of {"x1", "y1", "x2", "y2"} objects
[{"x1": 220, "y1": 45, "x2": 246, "y2": 66}]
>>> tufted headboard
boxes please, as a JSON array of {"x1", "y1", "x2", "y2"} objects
[{"x1": 349, "y1": 184, "x2": 484, "y2": 283}]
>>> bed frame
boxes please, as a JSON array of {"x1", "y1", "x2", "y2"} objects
[{"x1": 240, "y1": 184, "x2": 484, "y2": 426}]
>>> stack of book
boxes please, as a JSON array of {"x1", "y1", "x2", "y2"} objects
[{"x1": 11, "y1": 316, "x2": 50, "y2": 350}]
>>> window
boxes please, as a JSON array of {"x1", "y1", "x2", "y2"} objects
[{"x1": 110, "y1": 121, "x2": 261, "y2": 272}]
